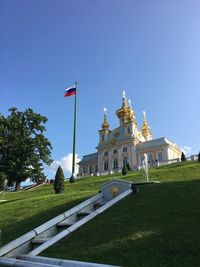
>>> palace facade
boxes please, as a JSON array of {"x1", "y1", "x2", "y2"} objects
[{"x1": 78, "y1": 93, "x2": 181, "y2": 176}]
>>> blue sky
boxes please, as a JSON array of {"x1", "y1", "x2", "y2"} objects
[{"x1": 1, "y1": 0, "x2": 200, "y2": 178}]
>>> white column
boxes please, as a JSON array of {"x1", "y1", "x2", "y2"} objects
[
  {"x1": 118, "y1": 147, "x2": 122, "y2": 170},
  {"x1": 108, "y1": 150, "x2": 112, "y2": 172}
]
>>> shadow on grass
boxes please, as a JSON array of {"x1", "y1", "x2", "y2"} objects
[{"x1": 0, "y1": 199, "x2": 24, "y2": 205}]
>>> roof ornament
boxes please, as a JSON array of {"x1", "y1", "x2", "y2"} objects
[
  {"x1": 122, "y1": 90, "x2": 126, "y2": 99},
  {"x1": 101, "y1": 107, "x2": 109, "y2": 131}
]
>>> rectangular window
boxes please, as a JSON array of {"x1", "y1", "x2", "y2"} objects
[
  {"x1": 83, "y1": 167, "x2": 86, "y2": 174},
  {"x1": 158, "y1": 152, "x2": 163, "y2": 162},
  {"x1": 140, "y1": 155, "x2": 144, "y2": 165},
  {"x1": 148, "y1": 153, "x2": 153, "y2": 162}
]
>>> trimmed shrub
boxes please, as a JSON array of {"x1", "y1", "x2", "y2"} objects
[
  {"x1": 126, "y1": 163, "x2": 131, "y2": 171},
  {"x1": 122, "y1": 165, "x2": 128, "y2": 175},
  {"x1": 54, "y1": 166, "x2": 65, "y2": 194},
  {"x1": 181, "y1": 152, "x2": 186, "y2": 162}
]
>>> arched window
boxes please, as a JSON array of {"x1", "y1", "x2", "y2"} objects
[
  {"x1": 113, "y1": 159, "x2": 118, "y2": 169},
  {"x1": 104, "y1": 151, "x2": 108, "y2": 157},
  {"x1": 113, "y1": 149, "x2": 118, "y2": 154},
  {"x1": 127, "y1": 127, "x2": 131, "y2": 134},
  {"x1": 123, "y1": 157, "x2": 128, "y2": 167},
  {"x1": 102, "y1": 135, "x2": 104, "y2": 141},
  {"x1": 123, "y1": 146, "x2": 127, "y2": 152},
  {"x1": 148, "y1": 153, "x2": 153, "y2": 163},
  {"x1": 104, "y1": 161, "x2": 108, "y2": 171}
]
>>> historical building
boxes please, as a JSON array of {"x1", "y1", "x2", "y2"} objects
[{"x1": 78, "y1": 92, "x2": 181, "y2": 176}]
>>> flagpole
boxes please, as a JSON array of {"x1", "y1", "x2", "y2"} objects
[{"x1": 70, "y1": 81, "x2": 77, "y2": 183}]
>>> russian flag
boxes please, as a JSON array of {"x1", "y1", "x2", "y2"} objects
[{"x1": 64, "y1": 86, "x2": 76, "y2": 97}]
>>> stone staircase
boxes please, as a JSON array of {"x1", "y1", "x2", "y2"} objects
[{"x1": 0, "y1": 179, "x2": 135, "y2": 266}]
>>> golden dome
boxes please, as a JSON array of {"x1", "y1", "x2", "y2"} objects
[
  {"x1": 142, "y1": 111, "x2": 152, "y2": 138},
  {"x1": 100, "y1": 108, "x2": 109, "y2": 131},
  {"x1": 116, "y1": 95, "x2": 129, "y2": 119}
]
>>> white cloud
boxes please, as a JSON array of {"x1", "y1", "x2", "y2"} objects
[
  {"x1": 50, "y1": 153, "x2": 81, "y2": 177},
  {"x1": 181, "y1": 146, "x2": 192, "y2": 156}
]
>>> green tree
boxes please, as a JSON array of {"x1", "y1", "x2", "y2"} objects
[
  {"x1": 0, "y1": 172, "x2": 7, "y2": 191},
  {"x1": 198, "y1": 152, "x2": 200, "y2": 163},
  {"x1": 0, "y1": 108, "x2": 52, "y2": 191},
  {"x1": 126, "y1": 163, "x2": 131, "y2": 171},
  {"x1": 69, "y1": 175, "x2": 75, "y2": 183},
  {"x1": 122, "y1": 165, "x2": 128, "y2": 175},
  {"x1": 54, "y1": 166, "x2": 65, "y2": 194},
  {"x1": 181, "y1": 152, "x2": 186, "y2": 162}
]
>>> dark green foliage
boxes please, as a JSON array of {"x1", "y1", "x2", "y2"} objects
[
  {"x1": 69, "y1": 176, "x2": 75, "y2": 183},
  {"x1": 54, "y1": 166, "x2": 65, "y2": 194},
  {"x1": 0, "y1": 108, "x2": 52, "y2": 190},
  {"x1": 126, "y1": 162, "x2": 131, "y2": 171},
  {"x1": 122, "y1": 165, "x2": 128, "y2": 175},
  {"x1": 0, "y1": 172, "x2": 7, "y2": 191},
  {"x1": 198, "y1": 152, "x2": 200, "y2": 163},
  {"x1": 181, "y1": 152, "x2": 186, "y2": 161}
]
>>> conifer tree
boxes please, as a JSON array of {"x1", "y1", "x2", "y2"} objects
[
  {"x1": 0, "y1": 172, "x2": 7, "y2": 192},
  {"x1": 198, "y1": 152, "x2": 200, "y2": 163},
  {"x1": 54, "y1": 166, "x2": 65, "y2": 194},
  {"x1": 122, "y1": 165, "x2": 128, "y2": 175},
  {"x1": 181, "y1": 152, "x2": 186, "y2": 162},
  {"x1": 126, "y1": 163, "x2": 131, "y2": 171}
]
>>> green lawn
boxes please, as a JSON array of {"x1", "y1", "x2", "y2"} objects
[{"x1": 1, "y1": 161, "x2": 200, "y2": 267}]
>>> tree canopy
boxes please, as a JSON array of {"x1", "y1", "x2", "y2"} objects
[{"x1": 0, "y1": 107, "x2": 52, "y2": 190}]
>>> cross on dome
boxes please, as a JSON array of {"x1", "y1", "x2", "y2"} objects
[{"x1": 122, "y1": 90, "x2": 126, "y2": 98}]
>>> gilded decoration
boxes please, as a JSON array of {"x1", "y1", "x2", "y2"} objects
[
  {"x1": 101, "y1": 108, "x2": 109, "y2": 131},
  {"x1": 111, "y1": 186, "x2": 119, "y2": 197},
  {"x1": 142, "y1": 111, "x2": 152, "y2": 137},
  {"x1": 111, "y1": 139, "x2": 117, "y2": 145}
]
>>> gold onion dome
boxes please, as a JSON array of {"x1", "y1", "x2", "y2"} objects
[
  {"x1": 116, "y1": 91, "x2": 129, "y2": 119},
  {"x1": 142, "y1": 111, "x2": 151, "y2": 136},
  {"x1": 101, "y1": 108, "x2": 109, "y2": 130},
  {"x1": 127, "y1": 99, "x2": 137, "y2": 126}
]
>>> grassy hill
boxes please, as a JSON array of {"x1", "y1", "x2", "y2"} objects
[{"x1": 1, "y1": 161, "x2": 200, "y2": 267}]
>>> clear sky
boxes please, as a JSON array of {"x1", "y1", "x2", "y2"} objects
[{"x1": 1, "y1": 0, "x2": 200, "y2": 178}]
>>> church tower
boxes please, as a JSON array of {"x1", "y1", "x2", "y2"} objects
[
  {"x1": 116, "y1": 91, "x2": 140, "y2": 144},
  {"x1": 98, "y1": 108, "x2": 110, "y2": 144},
  {"x1": 141, "y1": 111, "x2": 152, "y2": 141}
]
